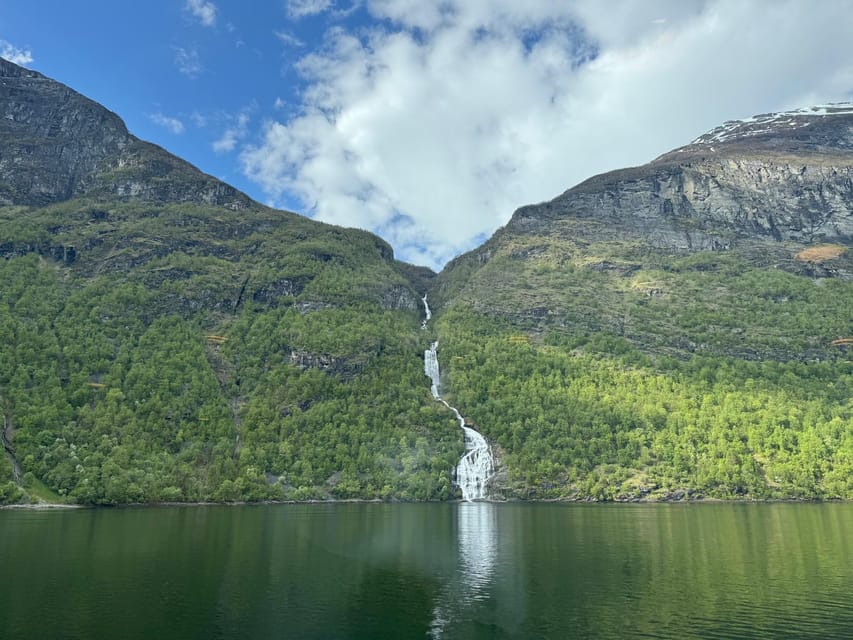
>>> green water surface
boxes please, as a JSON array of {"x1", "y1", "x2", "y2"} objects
[{"x1": 1, "y1": 503, "x2": 851, "y2": 639}]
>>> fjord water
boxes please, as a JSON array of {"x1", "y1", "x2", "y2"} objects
[{"x1": 1, "y1": 504, "x2": 851, "y2": 639}]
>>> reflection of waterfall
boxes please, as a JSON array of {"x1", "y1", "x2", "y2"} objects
[
  {"x1": 421, "y1": 295, "x2": 494, "y2": 501},
  {"x1": 457, "y1": 502, "x2": 497, "y2": 597},
  {"x1": 430, "y1": 503, "x2": 499, "y2": 638}
]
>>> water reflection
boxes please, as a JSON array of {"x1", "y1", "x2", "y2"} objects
[
  {"x1": 4, "y1": 504, "x2": 852, "y2": 639},
  {"x1": 458, "y1": 502, "x2": 497, "y2": 598},
  {"x1": 430, "y1": 502, "x2": 498, "y2": 638}
]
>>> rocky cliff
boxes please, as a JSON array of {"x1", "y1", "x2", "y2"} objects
[
  {"x1": 507, "y1": 105, "x2": 853, "y2": 251},
  {"x1": 436, "y1": 104, "x2": 853, "y2": 362},
  {"x1": 0, "y1": 57, "x2": 249, "y2": 208}
]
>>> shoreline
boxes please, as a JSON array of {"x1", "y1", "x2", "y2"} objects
[{"x1": 3, "y1": 496, "x2": 850, "y2": 510}]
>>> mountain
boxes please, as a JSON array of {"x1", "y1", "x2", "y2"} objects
[
  {"x1": 432, "y1": 105, "x2": 852, "y2": 500},
  {"x1": 1, "y1": 56, "x2": 850, "y2": 505},
  {"x1": 0, "y1": 57, "x2": 459, "y2": 505}
]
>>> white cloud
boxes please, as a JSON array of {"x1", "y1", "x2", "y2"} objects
[
  {"x1": 275, "y1": 30, "x2": 305, "y2": 48},
  {"x1": 186, "y1": 0, "x2": 217, "y2": 27},
  {"x1": 213, "y1": 111, "x2": 251, "y2": 153},
  {"x1": 0, "y1": 39, "x2": 34, "y2": 66},
  {"x1": 149, "y1": 113, "x2": 185, "y2": 134},
  {"x1": 174, "y1": 46, "x2": 203, "y2": 77},
  {"x1": 286, "y1": 0, "x2": 334, "y2": 19},
  {"x1": 242, "y1": 0, "x2": 853, "y2": 269}
]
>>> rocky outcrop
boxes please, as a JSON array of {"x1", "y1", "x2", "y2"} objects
[
  {"x1": 380, "y1": 284, "x2": 419, "y2": 310},
  {"x1": 0, "y1": 58, "x2": 130, "y2": 205},
  {"x1": 289, "y1": 350, "x2": 364, "y2": 377},
  {"x1": 0, "y1": 57, "x2": 251, "y2": 209},
  {"x1": 0, "y1": 241, "x2": 77, "y2": 264},
  {"x1": 508, "y1": 107, "x2": 853, "y2": 249},
  {"x1": 251, "y1": 278, "x2": 306, "y2": 305}
]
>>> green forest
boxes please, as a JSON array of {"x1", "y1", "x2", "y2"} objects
[
  {"x1": 1, "y1": 196, "x2": 851, "y2": 505},
  {"x1": 436, "y1": 307, "x2": 851, "y2": 500},
  {"x1": 0, "y1": 198, "x2": 460, "y2": 505},
  {"x1": 431, "y1": 230, "x2": 852, "y2": 501}
]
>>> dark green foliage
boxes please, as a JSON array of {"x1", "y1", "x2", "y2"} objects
[
  {"x1": 0, "y1": 197, "x2": 460, "y2": 504},
  {"x1": 2, "y1": 196, "x2": 851, "y2": 504},
  {"x1": 431, "y1": 233, "x2": 852, "y2": 500}
]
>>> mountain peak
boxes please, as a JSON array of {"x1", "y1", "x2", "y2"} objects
[
  {"x1": 0, "y1": 56, "x2": 250, "y2": 209},
  {"x1": 503, "y1": 101, "x2": 853, "y2": 251},
  {"x1": 652, "y1": 103, "x2": 853, "y2": 163},
  {"x1": 691, "y1": 103, "x2": 853, "y2": 146}
]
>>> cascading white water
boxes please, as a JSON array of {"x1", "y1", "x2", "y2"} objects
[
  {"x1": 422, "y1": 295, "x2": 493, "y2": 501},
  {"x1": 421, "y1": 293, "x2": 432, "y2": 329}
]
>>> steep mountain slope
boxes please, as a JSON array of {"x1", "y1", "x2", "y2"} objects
[
  {"x1": 0, "y1": 58, "x2": 460, "y2": 505},
  {"x1": 1, "y1": 54, "x2": 850, "y2": 505},
  {"x1": 433, "y1": 106, "x2": 852, "y2": 500}
]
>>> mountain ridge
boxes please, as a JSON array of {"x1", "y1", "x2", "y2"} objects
[
  {"x1": 1, "y1": 56, "x2": 850, "y2": 504},
  {"x1": 0, "y1": 56, "x2": 254, "y2": 210}
]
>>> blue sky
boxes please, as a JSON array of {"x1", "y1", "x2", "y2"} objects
[
  {"x1": 2, "y1": 1, "x2": 853, "y2": 269},
  {"x1": 0, "y1": 0, "x2": 339, "y2": 211}
]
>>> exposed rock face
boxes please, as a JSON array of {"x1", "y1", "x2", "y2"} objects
[
  {"x1": 0, "y1": 241, "x2": 77, "y2": 264},
  {"x1": 0, "y1": 57, "x2": 249, "y2": 208},
  {"x1": 380, "y1": 284, "x2": 419, "y2": 311},
  {"x1": 435, "y1": 105, "x2": 853, "y2": 362},
  {"x1": 251, "y1": 278, "x2": 304, "y2": 305},
  {"x1": 508, "y1": 105, "x2": 853, "y2": 249},
  {"x1": 0, "y1": 58, "x2": 129, "y2": 205},
  {"x1": 289, "y1": 350, "x2": 364, "y2": 377}
]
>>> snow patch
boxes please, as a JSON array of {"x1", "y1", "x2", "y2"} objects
[{"x1": 691, "y1": 102, "x2": 853, "y2": 145}]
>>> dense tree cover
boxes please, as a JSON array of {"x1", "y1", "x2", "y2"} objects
[
  {"x1": 2, "y1": 194, "x2": 850, "y2": 504},
  {"x1": 0, "y1": 198, "x2": 460, "y2": 505},
  {"x1": 432, "y1": 230, "x2": 851, "y2": 500},
  {"x1": 433, "y1": 289, "x2": 852, "y2": 500}
]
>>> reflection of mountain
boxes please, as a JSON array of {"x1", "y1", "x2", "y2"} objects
[{"x1": 430, "y1": 503, "x2": 499, "y2": 638}]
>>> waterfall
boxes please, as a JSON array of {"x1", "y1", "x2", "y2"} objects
[
  {"x1": 421, "y1": 293, "x2": 432, "y2": 329},
  {"x1": 421, "y1": 295, "x2": 493, "y2": 501}
]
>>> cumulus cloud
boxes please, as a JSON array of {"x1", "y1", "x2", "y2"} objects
[
  {"x1": 186, "y1": 0, "x2": 217, "y2": 27},
  {"x1": 242, "y1": 0, "x2": 853, "y2": 269},
  {"x1": 149, "y1": 113, "x2": 185, "y2": 134},
  {"x1": 174, "y1": 46, "x2": 203, "y2": 77},
  {"x1": 286, "y1": 0, "x2": 334, "y2": 19},
  {"x1": 213, "y1": 111, "x2": 251, "y2": 153},
  {"x1": 0, "y1": 39, "x2": 34, "y2": 66}
]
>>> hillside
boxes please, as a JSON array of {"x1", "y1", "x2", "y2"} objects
[
  {"x1": 1, "y1": 55, "x2": 850, "y2": 505},
  {"x1": 432, "y1": 105, "x2": 853, "y2": 500},
  {"x1": 0, "y1": 58, "x2": 460, "y2": 505}
]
